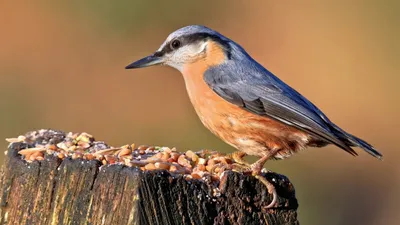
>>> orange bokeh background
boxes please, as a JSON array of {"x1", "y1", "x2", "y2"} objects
[{"x1": 1, "y1": 1, "x2": 398, "y2": 224}]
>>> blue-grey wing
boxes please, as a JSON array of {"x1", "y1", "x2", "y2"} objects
[{"x1": 204, "y1": 64, "x2": 355, "y2": 153}]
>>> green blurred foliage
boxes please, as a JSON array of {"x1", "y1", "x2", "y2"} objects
[{"x1": 0, "y1": 1, "x2": 399, "y2": 224}]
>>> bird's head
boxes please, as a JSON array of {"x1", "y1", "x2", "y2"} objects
[{"x1": 125, "y1": 25, "x2": 232, "y2": 72}]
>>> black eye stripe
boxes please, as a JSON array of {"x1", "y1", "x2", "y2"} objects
[
  {"x1": 159, "y1": 33, "x2": 231, "y2": 59},
  {"x1": 153, "y1": 51, "x2": 164, "y2": 57}
]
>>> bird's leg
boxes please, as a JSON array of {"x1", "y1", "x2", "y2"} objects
[
  {"x1": 250, "y1": 153, "x2": 278, "y2": 209},
  {"x1": 250, "y1": 148, "x2": 280, "y2": 209},
  {"x1": 223, "y1": 149, "x2": 279, "y2": 209}
]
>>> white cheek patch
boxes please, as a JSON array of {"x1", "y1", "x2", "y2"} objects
[
  {"x1": 163, "y1": 41, "x2": 208, "y2": 72},
  {"x1": 197, "y1": 41, "x2": 208, "y2": 55},
  {"x1": 180, "y1": 45, "x2": 197, "y2": 58},
  {"x1": 180, "y1": 42, "x2": 208, "y2": 58}
]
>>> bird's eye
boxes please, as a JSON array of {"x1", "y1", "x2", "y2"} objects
[{"x1": 171, "y1": 40, "x2": 181, "y2": 49}]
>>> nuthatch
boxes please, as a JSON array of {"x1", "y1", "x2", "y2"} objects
[{"x1": 126, "y1": 25, "x2": 382, "y2": 208}]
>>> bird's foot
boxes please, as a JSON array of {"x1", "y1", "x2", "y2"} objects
[
  {"x1": 249, "y1": 156, "x2": 278, "y2": 209},
  {"x1": 210, "y1": 151, "x2": 249, "y2": 174},
  {"x1": 213, "y1": 159, "x2": 277, "y2": 209},
  {"x1": 252, "y1": 173, "x2": 277, "y2": 209},
  {"x1": 208, "y1": 151, "x2": 277, "y2": 208},
  {"x1": 227, "y1": 151, "x2": 251, "y2": 167}
]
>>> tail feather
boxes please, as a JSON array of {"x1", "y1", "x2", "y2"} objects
[{"x1": 330, "y1": 124, "x2": 383, "y2": 160}]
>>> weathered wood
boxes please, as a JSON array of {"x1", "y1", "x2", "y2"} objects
[{"x1": 0, "y1": 141, "x2": 299, "y2": 225}]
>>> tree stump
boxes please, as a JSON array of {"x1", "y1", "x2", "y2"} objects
[{"x1": 0, "y1": 130, "x2": 299, "y2": 225}]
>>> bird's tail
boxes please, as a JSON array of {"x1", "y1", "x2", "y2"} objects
[{"x1": 330, "y1": 124, "x2": 383, "y2": 160}]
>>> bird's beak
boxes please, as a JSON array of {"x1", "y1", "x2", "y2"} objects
[{"x1": 125, "y1": 53, "x2": 164, "y2": 69}]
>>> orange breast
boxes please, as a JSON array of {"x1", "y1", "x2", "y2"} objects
[{"x1": 181, "y1": 41, "x2": 311, "y2": 158}]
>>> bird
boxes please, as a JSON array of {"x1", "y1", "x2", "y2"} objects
[{"x1": 125, "y1": 25, "x2": 383, "y2": 208}]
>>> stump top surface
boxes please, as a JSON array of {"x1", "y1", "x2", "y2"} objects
[{"x1": 1, "y1": 129, "x2": 299, "y2": 225}]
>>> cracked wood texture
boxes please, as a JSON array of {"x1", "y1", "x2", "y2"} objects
[{"x1": 0, "y1": 142, "x2": 299, "y2": 225}]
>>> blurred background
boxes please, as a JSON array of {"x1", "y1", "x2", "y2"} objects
[{"x1": 1, "y1": 1, "x2": 399, "y2": 224}]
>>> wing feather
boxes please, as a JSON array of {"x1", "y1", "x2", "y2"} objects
[{"x1": 205, "y1": 68, "x2": 356, "y2": 154}]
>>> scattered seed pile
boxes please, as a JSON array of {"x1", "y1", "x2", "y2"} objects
[{"x1": 6, "y1": 129, "x2": 238, "y2": 184}]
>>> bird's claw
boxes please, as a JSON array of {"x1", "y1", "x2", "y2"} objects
[
  {"x1": 226, "y1": 151, "x2": 251, "y2": 167},
  {"x1": 211, "y1": 161, "x2": 277, "y2": 209},
  {"x1": 254, "y1": 174, "x2": 278, "y2": 209}
]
